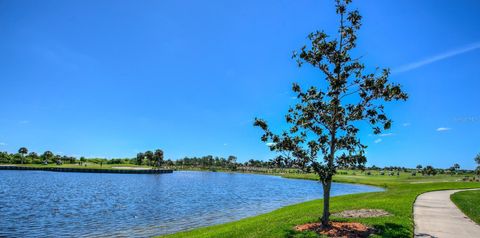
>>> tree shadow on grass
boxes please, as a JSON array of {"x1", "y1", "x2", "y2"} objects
[
  {"x1": 283, "y1": 222, "x2": 410, "y2": 238},
  {"x1": 284, "y1": 229, "x2": 320, "y2": 238}
]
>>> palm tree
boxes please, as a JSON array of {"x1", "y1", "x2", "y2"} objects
[
  {"x1": 144, "y1": 151, "x2": 153, "y2": 166},
  {"x1": 18, "y1": 147, "x2": 28, "y2": 164},
  {"x1": 42, "y1": 151, "x2": 53, "y2": 164},
  {"x1": 136, "y1": 152, "x2": 145, "y2": 165},
  {"x1": 153, "y1": 149, "x2": 164, "y2": 169}
]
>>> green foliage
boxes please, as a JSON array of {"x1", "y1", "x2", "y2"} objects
[
  {"x1": 144, "y1": 151, "x2": 154, "y2": 166},
  {"x1": 153, "y1": 149, "x2": 164, "y2": 169},
  {"x1": 474, "y1": 153, "x2": 480, "y2": 175},
  {"x1": 422, "y1": 165, "x2": 437, "y2": 176},
  {"x1": 136, "y1": 152, "x2": 145, "y2": 165},
  {"x1": 448, "y1": 163, "x2": 460, "y2": 175},
  {"x1": 227, "y1": 155, "x2": 237, "y2": 171},
  {"x1": 17, "y1": 147, "x2": 28, "y2": 164},
  {"x1": 253, "y1": 0, "x2": 407, "y2": 225}
]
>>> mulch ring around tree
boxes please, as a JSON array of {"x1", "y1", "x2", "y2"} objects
[
  {"x1": 294, "y1": 222, "x2": 375, "y2": 238},
  {"x1": 332, "y1": 209, "x2": 391, "y2": 218}
]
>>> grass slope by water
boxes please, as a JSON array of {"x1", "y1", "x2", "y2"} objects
[
  {"x1": 451, "y1": 189, "x2": 480, "y2": 225},
  {"x1": 162, "y1": 172, "x2": 480, "y2": 238}
]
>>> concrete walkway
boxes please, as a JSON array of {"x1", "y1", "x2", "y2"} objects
[{"x1": 414, "y1": 189, "x2": 480, "y2": 238}]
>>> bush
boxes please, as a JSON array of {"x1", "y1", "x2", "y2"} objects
[{"x1": 32, "y1": 159, "x2": 42, "y2": 164}]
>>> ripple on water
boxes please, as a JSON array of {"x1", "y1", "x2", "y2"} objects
[{"x1": 0, "y1": 170, "x2": 382, "y2": 237}]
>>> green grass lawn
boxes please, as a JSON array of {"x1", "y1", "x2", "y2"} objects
[
  {"x1": 451, "y1": 189, "x2": 480, "y2": 225},
  {"x1": 161, "y1": 172, "x2": 480, "y2": 238}
]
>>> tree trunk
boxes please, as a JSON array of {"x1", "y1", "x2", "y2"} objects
[{"x1": 321, "y1": 179, "x2": 332, "y2": 227}]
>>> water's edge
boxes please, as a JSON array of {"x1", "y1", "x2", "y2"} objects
[{"x1": 0, "y1": 165, "x2": 173, "y2": 174}]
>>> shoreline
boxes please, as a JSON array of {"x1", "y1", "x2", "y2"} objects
[
  {"x1": 160, "y1": 172, "x2": 480, "y2": 238},
  {"x1": 0, "y1": 165, "x2": 173, "y2": 174}
]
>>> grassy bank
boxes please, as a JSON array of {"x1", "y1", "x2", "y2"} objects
[
  {"x1": 161, "y1": 172, "x2": 480, "y2": 238},
  {"x1": 451, "y1": 189, "x2": 480, "y2": 225}
]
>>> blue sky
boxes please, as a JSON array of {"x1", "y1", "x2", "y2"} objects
[{"x1": 1, "y1": 0, "x2": 479, "y2": 169}]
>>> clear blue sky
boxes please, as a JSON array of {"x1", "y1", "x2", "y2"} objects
[{"x1": 1, "y1": 0, "x2": 479, "y2": 169}]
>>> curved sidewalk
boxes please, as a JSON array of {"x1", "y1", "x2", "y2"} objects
[{"x1": 414, "y1": 189, "x2": 480, "y2": 238}]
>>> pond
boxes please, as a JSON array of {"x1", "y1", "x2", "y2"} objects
[{"x1": 0, "y1": 170, "x2": 382, "y2": 237}]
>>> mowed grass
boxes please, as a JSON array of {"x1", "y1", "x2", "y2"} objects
[
  {"x1": 161, "y1": 172, "x2": 480, "y2": 238},
  {"x1": 451, "y1": 189, "x2": 480, "y2": 225}
]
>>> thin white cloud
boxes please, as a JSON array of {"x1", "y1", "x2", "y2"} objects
[
  {"x1": 402, "y1": 123, "x2": 411, "y2": 127},
  {"x1": 266, "y1": 142, "x2": 276, "y2": 147},
  {"x1": 19, "y1": 120, "x2": 29, "y2": 124},
  {"x1": 0, "y1": 142, "x2": 6, "y2": 146},
  {"x1": 374, "y1": 138, "x2": 382, "y2": 144},
  {"x1": 393, "y1": 42, "x2": 480, "y2": 73},
  {"x1": 379, "y1": 133, "x2": 395, "y2": 137},
  {"x1": 223, "y1": 143, "x2": 228, "y2": 146},
  {"x1": 436, "y1": 127, "x2": 451, "y2": 132}
]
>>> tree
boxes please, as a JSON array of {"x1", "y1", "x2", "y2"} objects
[
  {"x1": 227, "y1": 155, "x2": 237, "y2": 171},
  {"x1": 416, "y1": 164, "x2": 423, "y2": 170},
  {"x1": 18, "y1": 147, "x2": 28, "y2": 164},
  {"x1": 449, "y1": 163, "x2": 460, "y2": 175},
  {"x1": 254, "y1": 0, "x2": 407, "y2": 226},
  {"x1": 144, "y1": 151, "x2": 154, "y2": 166},
  {"x1": 423, "y1": 165, "x2": 436, "y2": 176},
  {"x1": 54, "y1": 155, "x2": 62, "y2": 165},
  {"x1": 136, "y1": 152, "x2": 145, "y2": 165},
  {"x1": 27, "y1": 152, "x2": 38, "y2": 159},
  {"x1": 153, "y1": 149, "x2": 164, "y2": 169},
  {"x1": 475, "y1": 154, "x2": 480, "y2": 175},
  {"x1": 42, "y1": 151, "x2": 53, "y2": 164}
]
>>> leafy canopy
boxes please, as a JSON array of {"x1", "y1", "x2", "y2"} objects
[{"x1": 254, "y1": 0, "x2": 407, "y2": 183}]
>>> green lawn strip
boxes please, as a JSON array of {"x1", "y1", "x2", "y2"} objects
[
  {"x1": 451, "y1": 189, "x2": 480, "y2": 225},
  {"x1": 161, "y1": 173, "x2": 480, "y2": 238}
]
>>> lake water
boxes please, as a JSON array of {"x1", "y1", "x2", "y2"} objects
[{"x1": 0, "y1": 170, "x2": 382, "y2": 237}]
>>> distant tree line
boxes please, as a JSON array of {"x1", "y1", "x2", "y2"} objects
[
  {"x1": 135, "y1": 149, "x2": 164, "y2": 168},
  {"x1": 2, "y1": 147, "x2": 480, "y2": 175},
  {"x1": 0, "y1": 148, "x2": 77, "y2": 165},
  {"x1": 173, "y1": 155, "x2": 238, "y2": 170},
  {"x1": 0, "y1": 147, "x2": 135, "y2": 165}
]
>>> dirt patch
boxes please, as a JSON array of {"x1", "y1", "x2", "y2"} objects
[
  {"x1": 294, "y1": 222, "x2": 375, "y2": 238},
  {"x1": 332, "y1": 209, "x2": 390, "y2": 218}
]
